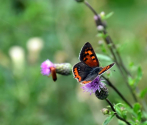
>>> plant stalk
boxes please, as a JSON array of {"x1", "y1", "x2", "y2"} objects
[
  {"x1": 105, "y1": 98, "x2": 131, "y2": 125},
  {"x1": 102, "y1": 76, "x2": 133, "y2": 108}
]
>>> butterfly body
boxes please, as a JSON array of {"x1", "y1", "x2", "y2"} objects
[
  {"x1": 85, "y1": 67, "x2": 103, "y2": 82},
  {"x1": 73, "y1": 42, "x2": 115, "y2": 84}
]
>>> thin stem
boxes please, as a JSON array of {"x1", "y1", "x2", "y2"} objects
[
  {"x1": 121, "y1": 73, "x2": 138, "y2": 102},
  {"x1": 107, "y1": 36, "x2": 132, "y2": 77},
  {"x1": 103, "y1": 33, "x2": 138, "y2": 102},
  {"x1": 105, "y1": 98, "x2": 131, "y2": 125},
  {"x1": 84, "y1": 1, "x2": 125, "y2": 74},
  {"x1": 82, "y1": 1, "x2": 138, "y2": 102},
  {"x1": 102, "y1": 76, "x2": 133, "y2": 108},
  {"x1": 84, "y1": 1, "x2": 98, "y2": 16},
  {"x1": 83, "y1": 1, "x2": 131, "y2": 77}
]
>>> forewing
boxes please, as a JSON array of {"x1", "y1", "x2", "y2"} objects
[
  {"x1": 81, "y1": 81, "x2": 92, "y2": 84},
  {"x1": 73, "y1": 62, "x2": 92, "y2": 82},
  {"x1": 98, "y1": 63, "x2": 115, "y2": 75},
  {"x1": 79, "y1": 42, "x2": 99, "y2": 67}
]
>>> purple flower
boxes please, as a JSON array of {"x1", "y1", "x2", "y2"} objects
[
  {"x1": 94, "y1": 15, "x2": 99, "y2": 21},
  {"x1": 81, "y1": 76, "x2": 105, "y2": 94},
  {"x1": 41, "y1": 59, "x2": 55, "y2": 76}
]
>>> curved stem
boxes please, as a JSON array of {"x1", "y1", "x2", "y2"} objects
[
  {"x1": 83, "y1": 0, "x2": 138, "y2": 103},
  {"x1": 105, "y1": 98, "x2": 131, "y2": 125},
  {"x1": 84, "y1": 1, "x2": 98, "y2": 16},
  {"x1": 84, "y1": 0, "x2": 131, "y2": 77},
  {"x1": 102, "y1": 76, "x2": 133, "y2": 108}
]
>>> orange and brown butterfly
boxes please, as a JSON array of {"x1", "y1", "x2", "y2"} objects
[{"x1": 73, "y1": 42, "x2": 115, "y2": 84}]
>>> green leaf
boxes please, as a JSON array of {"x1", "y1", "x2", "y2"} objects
[
  {"x1": 124, "y1": 104, "x2": 138, "y2": 120},
  {"x1": 136, "y1": 66, "x2": 142, "y2": 83},
  {"x1": 133, "y1": 103, "x2": 142, "y2": 121},
  {"x1": 115, "y1": 105, "x2": 122, "y2": 116},
  {"x1": 102, "y1": 12, "x2": 114, "y2": 20},
  {"x1": 114, "y1": 103, "x2": 127, "y2": 119},
  {"x1": 96, "y1": 54, "x2": 112, "y2": 61},
  {"x1": 142, "y1": 121, "x2": 147, "y2": 125},
  {"x1": 139, "y1": 87, "x2": 147, "y2": 98},
  {"x1": 128, "y1": 76, "x2": 135, "y2": 86},
  {"x1": 100, "y1": 44, "x2": 107, "y2": 53},
  {"x1": 130, "y1": 66, "x2": 143, "y2": 87},
  {"x1": 97, "y1": 33, "x2": 108, "y2": 38},
  {"x1": 105, "y1": 12, "x2": 114, "y2": 19},
  {"x1": 118, "y1": 120, "x2": 126, "y2": 125},
  {"x1": 137, "y1": 111, "x2": 142, "y2": 121},
  {"x1": 133, "y1": 103, "x2": 141, "y2": 113},
  {"x1": 128, "y1": 66, "x2": 142, "y2": 87},
  {"x1": 103, "y1": 114, "x2": 115, "y2": 125},
  {"x1": 97, "y1": 33, "x2": 104, "y2": 37},
  {"x1": 129, "y1": 62, "x2": 134, "y2": 68}
]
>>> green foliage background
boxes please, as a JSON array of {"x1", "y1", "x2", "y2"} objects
[{"x1": 0, "y1": 0, "x2": 147, "y2": 125}]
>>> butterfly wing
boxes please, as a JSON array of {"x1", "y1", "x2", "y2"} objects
[
  {"x1": 98, "y1": 63, "x2": 115, "y2": 75},
  {"x1": 79, "y1": 42, "x2": 99, "y2": 67},
  {"x1": 73, "y1": 62, "x2": 92, "y2": 84},
  {"x1": 74, "y1": 42, "x2": 114, "y2": 84}
]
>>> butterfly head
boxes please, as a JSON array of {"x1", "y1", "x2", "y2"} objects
[{"x1": 90, "y1": 67, "x2": 103, "y2": 75}]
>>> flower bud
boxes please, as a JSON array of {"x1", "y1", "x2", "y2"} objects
[
  {"x1": 100, "y1": 11, "x2": 105, "y2": 18},
  {"x1": 120, "y1": 107, "x2": 125, "y2": 111},
  {"x1": 101, "y1": 108, "x2": 109, "y2": 115},
  {"x1": 94, "y1": 15, "x2": 107, "y2": 28},
  {"x1": 95, "y1": 85, "x2": 108, "y2": 100},
  {"x1": 54, "y1": 63, "x2": 72, "y2": 75},
  {"x1": 97, "y1": 25, "x2": 104, "y2": 32},
  {"x1": 98, "y1": 40, "x2": 103, "y2": 45}
]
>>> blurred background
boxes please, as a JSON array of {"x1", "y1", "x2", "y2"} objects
[{"x1": 0, "y1": 0, "x2": 147, "y2": 125}]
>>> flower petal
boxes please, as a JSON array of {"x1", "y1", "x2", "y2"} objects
[
  {"x1": 41, "y1": 59, "x2": 54, "y2": 76},
  {"x1": 81, "y1": 76, "x2": 104, "y2": 94}
]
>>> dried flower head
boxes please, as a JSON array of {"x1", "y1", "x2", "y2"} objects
[
  {"x1": 41, "y1": 59, "x2": 72, "y2": 81},
  {"x1": 101, "y1": 108, "x2": 109, "y2": 115},
  {"x1": 54, "y1": 63, "x2": 72, "y2": 75},
  {"x1": 95, "y1": 84, "x2": 108, "y2": 100},
  {"x1": 41, "y1": 59, "x2": 54, "y2": 76}
]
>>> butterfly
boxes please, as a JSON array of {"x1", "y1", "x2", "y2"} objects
[{"x1": 73, "y1": 42, "x2": 115, "y2": 84}]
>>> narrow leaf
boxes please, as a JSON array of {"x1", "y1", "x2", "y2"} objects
[
  {"x1": 133, "y1": 103, "x2": 141, "y2": 113},
  {"x1": 97, "y1": 33, "x2": 108, "y2": 38},
  {"x1": 136, "y1": 66, "x2": 142, "y2": 82},
  {"x1": 129, "y1": 62, "x2": 134, "y2": 68},
  {"x1": 96, "y1": 54, "x2": 112, "y2": 61},
  {"x1": 139, "y1": 87, "x2": 147, "y2": 98},
  {"x1": 128, "y1": 76, "x2": 135, "y2": 86},
  {"x1": 103, "y1": 114, "x2": 115, "y2": 125},
  {"x1": 118, "y1": 120, "x2": 126, "y2": 125},
  {"x1": 103, "y1": 12, "x2": 114, "y2": 20}
]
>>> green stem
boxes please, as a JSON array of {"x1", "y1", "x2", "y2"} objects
[
  {"x1": 84, "y1": 1, "x2": 97, "y2": 16},
  {"x1": 102, "y1": 76, "x2": 133, "y2": 108},
  {"x1": 105, "y1": 98, "x2": 131, "y2": 125},
  {"x1": 83, "y1": 0, "x2": 138, "y2": 102}
]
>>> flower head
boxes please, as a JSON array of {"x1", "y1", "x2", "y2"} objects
[
  {"x1": 41, "y1": 59, "x2": 72, "y2": 81},
  {"x1": 97, "y1": 25, "x2": 104, "y2": 32},
  {"x1": 54, "y1": 63, "x2": 72, "y2": 75},
  {"x1": 101, "y1": 108, "x2": 109, "y2": 115},
  {"x1": 41, "y1": 59, "x2": 54, "y2": 76},
  {"x1": 95, "y1": 86, "x2": 108, "y2": 100},
  {"x1": 81, "y1": 76, "x2": 106, "y2": 95}
]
